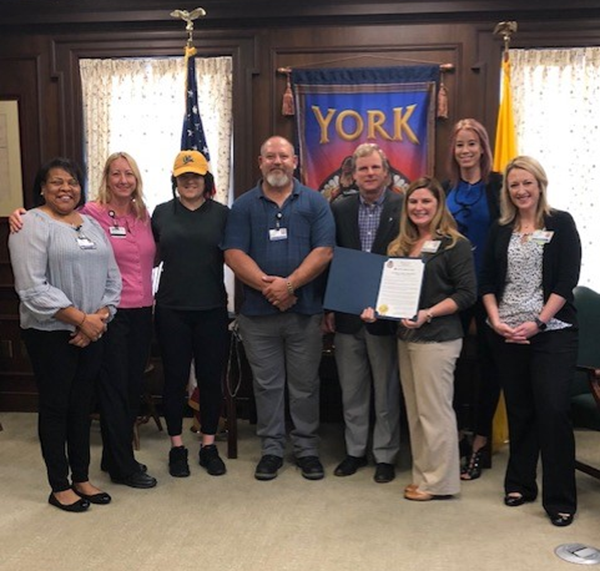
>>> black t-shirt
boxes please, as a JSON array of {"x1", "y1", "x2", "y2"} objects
[{"x1": 152, "y1": 198, "x2": 229, "y2": 310}]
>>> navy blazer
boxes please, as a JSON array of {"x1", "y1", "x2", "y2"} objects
[
  {"x1": 479, "y1": 209, "x2": 581, "y2": 326},
  {"x1": 330, "y1": 189, "x2": 402, "y2": 335}
]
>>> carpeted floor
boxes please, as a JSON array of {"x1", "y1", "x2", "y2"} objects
[{"x1": 0, "y1": 412, "x2": 598, "y2": 571}]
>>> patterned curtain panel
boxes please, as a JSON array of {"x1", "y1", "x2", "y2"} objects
[{"x1": 510, "y1": 47, "x2": 600, "y2": 289}]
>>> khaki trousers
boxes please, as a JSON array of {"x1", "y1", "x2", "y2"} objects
[{"x1": 398, "y1": 338, "x2": 462, "y2": 495}]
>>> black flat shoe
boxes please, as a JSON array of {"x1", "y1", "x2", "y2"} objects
[
  {"x1": 504, "y1": 493, "x2": 535, "y2": 507},
  {"x1": 549, "y1": 513, "x2": 574, "y2": 527},
  {"x1": 48, "y1": 492, "x2": 90, "y2": 512},
  {"x1": 72, "y1": 486, "x2": 112, "y2": 505}
]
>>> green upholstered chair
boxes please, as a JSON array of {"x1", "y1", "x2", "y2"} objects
[{"x1": 572, "y1": 285, "x2": 600, "y2": 479}]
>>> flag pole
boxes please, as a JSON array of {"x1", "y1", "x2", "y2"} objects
[
  {"x1": 490, "y1": 20, "x2": 518, "y2": 453},
  {"x1": 170, "y1": 7, "x2": 207, "y2": 49}
]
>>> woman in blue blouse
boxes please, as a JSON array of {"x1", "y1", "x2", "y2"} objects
[{"x1": 445, "y1": 118, "x2": 502, "y2": 480}]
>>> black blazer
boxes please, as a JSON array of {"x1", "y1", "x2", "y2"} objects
[
  {"x1": 330, "y1": 189, "x2": 402, "y2": 335},
  {"x1": 479, "y1": 209, "x2": 581, "y2": 326}
]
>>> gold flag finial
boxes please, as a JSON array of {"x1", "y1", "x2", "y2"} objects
[
  {"x1": 170, "y1": 7, "x2": 207, "y2": 47},
  {"x1": 493, "y1": 21, "x2": 518, "y2": 60}
]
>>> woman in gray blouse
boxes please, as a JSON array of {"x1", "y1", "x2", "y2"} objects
[{"x1": 9, "y1": 158, "x2": 121, "y2": 512}]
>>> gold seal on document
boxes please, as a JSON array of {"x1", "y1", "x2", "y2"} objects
[{"x1": 378, "y1": 304, "x2": 389, "y2": 315}]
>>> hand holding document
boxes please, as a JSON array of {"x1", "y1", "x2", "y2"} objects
[
  {"x1": 324, "y1": 247, "x2": 424, "y2": 320},
  {"x1": 375, "y1": 257, "x2": 424, "y2": 319}
]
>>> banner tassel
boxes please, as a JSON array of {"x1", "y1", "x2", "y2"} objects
[
  {"x1": 437, "y1": 81, "x2": 448, "y2": 119},
  {"x1": 282, "y1": 72, "x2": 295, "y2": 116}
]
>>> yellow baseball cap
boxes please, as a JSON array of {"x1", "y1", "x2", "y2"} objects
[{"x1": 172, "y1": 150, "x2": 209, "y2": 177}]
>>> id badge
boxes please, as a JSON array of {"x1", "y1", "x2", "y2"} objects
[
  {"x1": 422, "y1": 240, "x2": 441, "y2": 253},
  {"x1": 269, "y1": 228, "x2": 288, "y2": 241},
  {"x1": 109, "y1": 226, "x2": 127, "y2": 237},
  {"x1": 531, "y1": 230, "x2": 554, "y2": 245},
  {"x1": 77, "y1": 235, "x2": 97, "y2": 250}
]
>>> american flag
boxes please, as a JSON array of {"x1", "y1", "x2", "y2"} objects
[{"x1": 181, "y1": 46, "x2": 211, "y2": 160}]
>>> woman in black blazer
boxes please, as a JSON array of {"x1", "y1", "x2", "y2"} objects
[{"x1": 480, "y1": 156, "x2": 581, "y2": 527}]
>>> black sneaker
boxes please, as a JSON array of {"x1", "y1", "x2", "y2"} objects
[
  {"x1": 296, "y1": 456, "x2": 324, "y2": 480},
  {"x1": 255, "y1": 455, "x2": 283, "y2": 481},
  {"x1": 199, "y1": 444, "x2": 226, "y2": 476},
  {"x1": 169, "y1": 446, "x2": 190, "y2": 477}
]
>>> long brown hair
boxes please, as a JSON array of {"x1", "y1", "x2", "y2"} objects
[{"x1": 388, "y1": 176, "x2": 462, "y2": 257}]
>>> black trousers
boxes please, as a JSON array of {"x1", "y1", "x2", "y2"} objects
[
  {"x1": 487, "y1": 326, "x2": 578, "y2": 515},
  {"x1": 23, "y1": 328, "x2": 103, "y2": 492},
  {"x1": 459, "y1": 299, "x2": 501, "y2": 438},
  {"x1": 97, "y1": 306, "x2": 153, "y2": 479},
  {"x1": 155, "y1": 306, "x2": 229, "y2": 437}
]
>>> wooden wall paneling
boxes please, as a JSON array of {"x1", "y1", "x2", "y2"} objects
[{"x1": 0, "y1": 50, "x2": 46, "y2": 208}]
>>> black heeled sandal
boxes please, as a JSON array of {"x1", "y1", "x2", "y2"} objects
[
  {"x1": 459, "y1": 436, "x2": 472, "y2": 463},
  {"x1": 461, "y1": 448, "x2": 483, "y2": 481}
]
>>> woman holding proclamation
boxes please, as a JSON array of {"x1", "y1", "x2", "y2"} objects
[{"x1": 364, "y1": 176, "x2": 476, "y2": 501}]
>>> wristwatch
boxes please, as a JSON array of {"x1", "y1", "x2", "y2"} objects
[{"x1": 534, "y1": 317, "x2": 547, "y2": 331}]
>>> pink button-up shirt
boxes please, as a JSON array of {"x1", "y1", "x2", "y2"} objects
[{"x1": 80, "y1": 202, "x2": 156, "y2": 309}]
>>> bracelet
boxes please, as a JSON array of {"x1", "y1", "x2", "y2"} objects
[
  {"x1": 286, "y1": 281, "x2": 295, "y2": 296},
  {"x1": 77, "y1": 313, "x2": 87, "y2": 327},
  {"x1": 425, "y1": 309, "x2": 434, "y2": 323}
]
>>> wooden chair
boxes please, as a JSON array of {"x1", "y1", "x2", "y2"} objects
[
  {"x1": 572, "y1": 285, "x2": 600, "y2": 480},
  {"x1": 133, "y1": 363, "x2": 164, "y2": 450},
  {"x1": 223, "y1": 322, "x2": 256, "y2": 459}
]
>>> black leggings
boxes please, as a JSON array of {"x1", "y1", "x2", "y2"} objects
[{"x1": 155, "y1": 306, "x2": 229, "y2": 436}]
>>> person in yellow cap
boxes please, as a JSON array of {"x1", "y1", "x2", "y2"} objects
[{"x1": 152, "y1": 150, "x2": 229, "y2": 478}]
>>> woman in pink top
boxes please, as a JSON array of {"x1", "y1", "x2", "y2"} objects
[
  {"x1": 11, "y1": 152, "x2": 158, "y2": 489},
  {"x1": 82, "y1": 152, "x2": 158, "y2": 489}
]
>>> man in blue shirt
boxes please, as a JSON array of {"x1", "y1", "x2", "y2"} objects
[
  {"x1": 324, "y1": 143, "x2": 402, "y2": 484},
  {"x1": 223, "y1": 136, "x2": 335, "y2": 481}
]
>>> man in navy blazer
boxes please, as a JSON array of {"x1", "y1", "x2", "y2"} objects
[{"x1": 324, "y1": 143, "x2": 402, "y2": 483}]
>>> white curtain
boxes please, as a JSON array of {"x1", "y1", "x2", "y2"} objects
[
  {"x1": 510, "y1": 47, "x2": 600, "y2": 289},
  {"x1": 79, "y1": 56, "x2": 233, "y2": 211}
]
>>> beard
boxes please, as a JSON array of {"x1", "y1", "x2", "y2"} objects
[{"x1": 266, "y1": 170, "x2": 291, "y2": 187}]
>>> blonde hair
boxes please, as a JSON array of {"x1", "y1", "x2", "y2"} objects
[
  {"x1": 499, "y1": 155, "x2": 551, "y2": 228},
  {"x1": 95, "y1": 152, "x2": 148, "y2": 220},
  {"x1": 351, "y1": 143, "x2": 390, "y2": 173},
  {"x1": 388, "y1": 176, "x2": 462, "y2": 257}
]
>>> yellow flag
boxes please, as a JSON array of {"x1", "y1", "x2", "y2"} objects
[
  {"x1": 491, "y1": 55, "x2": 516, "y2": 452},
  {"x1": 493, "y1": 57, "x2": 517, "y2": 172}
]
